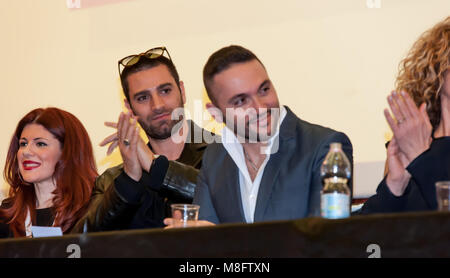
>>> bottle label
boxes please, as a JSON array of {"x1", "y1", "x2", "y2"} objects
[{"x1": 321, "y1": 193, "x2": 350, "y2": 219}]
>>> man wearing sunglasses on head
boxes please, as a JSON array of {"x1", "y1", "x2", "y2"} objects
[{"x1": 72, "y1": 47, "x2": 212, "y2": 232}]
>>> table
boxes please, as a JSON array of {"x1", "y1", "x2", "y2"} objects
[{"x1": 0, "y1": 211, "x2": 449, "y2": 258}]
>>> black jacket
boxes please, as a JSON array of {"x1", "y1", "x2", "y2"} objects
[
  {"x1": 360, "y1": 137, "x2": 450, "y2": 214},
  {"x1": 71, "y1": 120, "x2": 210, "y2": 233}
]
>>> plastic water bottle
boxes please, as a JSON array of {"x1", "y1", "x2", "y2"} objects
[{"x1": 320, "y1": 142, "x2": 351, "y2": 219}]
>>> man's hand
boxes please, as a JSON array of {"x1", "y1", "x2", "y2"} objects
[
  {"x1": 384, "y1": 91, "x2": 432, "y2": 164},
  {"x1": 99, "y1": 121, "x2": 120, "y2": 156},
  {"x1": 163, "y1": 217, "x2": 215, "y2": 229},
  {"x1": 137, "y1": 138, "x2": 154, "y2": 173},
  {"x1": 117, "y1": 112, "x2": 141, "y2": 182},
  {"x1": 100, "y1": 113, "x2": 154, "y2": 172}
]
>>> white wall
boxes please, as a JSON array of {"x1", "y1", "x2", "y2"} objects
[{"x1": 1, "y1": 0, "x2": 449, "y2": 199}]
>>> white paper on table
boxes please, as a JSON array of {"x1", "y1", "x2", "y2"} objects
[{"x1": 30, "y1": 226, "x2": 63, "y2": 238}]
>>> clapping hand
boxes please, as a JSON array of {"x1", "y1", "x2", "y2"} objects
[
  {"x1": 116, "y1": 112, "x2": 141, "y2": 181},
  {"x1": 100, "y1": 111, "x2": 154, "y2": 179},
  {"x1": 385, "y1": 137, "x2": 411, "y2": 196},
  {"x1": 384, "y1": 91, "x2": 432, "y2": 164},
  {"x1": 384, "y1": 91, "x2": 432, "y2": 196}
]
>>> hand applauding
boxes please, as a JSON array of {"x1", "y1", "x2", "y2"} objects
[
  {"x1": 100, "y1": 111, "x2": 154, "y2": 181},
  {"x1": 384, "y1": 91, "x2": 432, "y2": 196}
]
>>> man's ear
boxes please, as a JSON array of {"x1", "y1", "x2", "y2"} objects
[
  {"x1": 206, "y1": 102, "x2": 224, "y2": 124},
  {"x1": 179, "y1": 81, "x2": 186, "y2": 105},
  {"x1": 124, "y1": 99, "x2": 134, "y2": 115}
]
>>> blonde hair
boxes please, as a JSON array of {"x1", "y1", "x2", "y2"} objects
[{"x1": 396, "y1": 16, "x2": 450, "y2": 130}]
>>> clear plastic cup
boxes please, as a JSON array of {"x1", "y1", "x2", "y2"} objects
[
  {"x1": 170, "y1": 204, "x2": 200, "y2": 227},
  {"x1": 436, "y1": 181, "x2": 450, "y2": 211}
]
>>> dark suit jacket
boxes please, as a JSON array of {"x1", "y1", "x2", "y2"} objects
[{"x1": 194, "y1": 106, "x2": 353, "y2": 224}]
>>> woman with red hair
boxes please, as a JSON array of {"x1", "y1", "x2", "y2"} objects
[{"x1": 0, "y1": 107, "x2": 97, "y2": 237}]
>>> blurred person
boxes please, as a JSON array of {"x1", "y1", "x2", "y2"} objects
[
  {"x1": 0, "y1": 108, "x2": 97, "y2": 237},
  {"x1": 361, "y1": 16, "x2": 450, "y2": 213}
]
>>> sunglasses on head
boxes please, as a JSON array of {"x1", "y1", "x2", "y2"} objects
[{"x1": 118, "y1": 46, "x2": 172, "y2": 76}]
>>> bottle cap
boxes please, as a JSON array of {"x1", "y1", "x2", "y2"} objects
[{"x1": 330, "y1": 142, "x2": 342, "y2": 150}]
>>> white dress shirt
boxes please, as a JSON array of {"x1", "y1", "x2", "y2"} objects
[{"x1": 221, "y1": 106, "x2": 287, "y2": 223}]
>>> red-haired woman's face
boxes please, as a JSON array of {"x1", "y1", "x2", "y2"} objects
[{"x1": 17, "y1": 124, "x2": 62, "y2": 185}]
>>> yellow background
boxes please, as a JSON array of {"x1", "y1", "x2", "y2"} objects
[{"x1": 1, "y1": 0, "x2": 449, "y2": 199}]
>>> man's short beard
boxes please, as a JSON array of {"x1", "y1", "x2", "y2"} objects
[
  {"x1": 233, "y1": 126, "x2": 273, "y2": 143},
  {"x1": 131, "y1": 94, "x2": 185, "y2": 140},
  {"x1": 139, "y1": 115, "x2": 184, "y2": 140},
  {"x1": 227, "y1": 108, "x2": 279, "y2": 143}
]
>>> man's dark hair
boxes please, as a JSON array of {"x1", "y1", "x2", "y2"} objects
[
  {"x1": 120, "y1": 55, "x2": 181, "y2": 103},
  {"x1": 203, "y1": 45, "x2": 264, "y2": 105}
]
